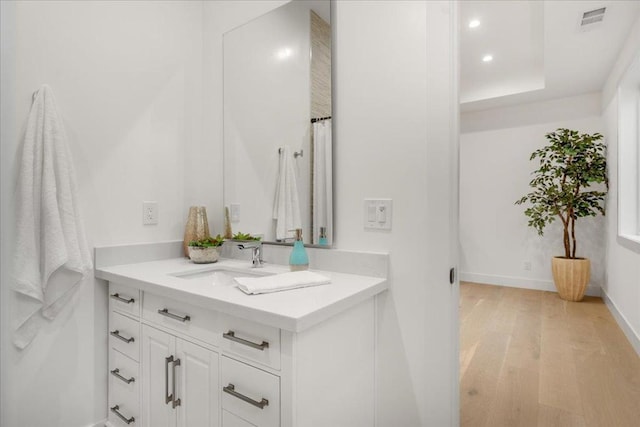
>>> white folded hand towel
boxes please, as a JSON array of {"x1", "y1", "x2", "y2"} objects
[
  {"x1": 235, "y1": 271, "x2": 331, "y2": 295},
  {"x1": 13, "y1": 85, "x2": 92, "y2": 349}
]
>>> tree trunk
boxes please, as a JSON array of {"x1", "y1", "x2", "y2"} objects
[
  {"x1": 563, "y1": 222, "x2": 571, "y2": 258},
  {"x1": 570, "y1": 215, "x2": 577, "y2": 258}
]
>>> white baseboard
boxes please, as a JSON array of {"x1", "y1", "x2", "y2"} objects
[
  {"x1": 90, "y1": 419, "x2": 107, "y2": 427},
  {"x1": 459, "y1": 272, "x2": 601, "y2": 297},
  {"x1": 601, "y1": 288, "x2": 640, "y2": 357}
]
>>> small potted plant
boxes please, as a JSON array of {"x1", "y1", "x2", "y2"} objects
[
  {"x1": 231, "y1": 232, "x2": 261, "y2": 242},
  {"x1": 188, "y1": 234, "x2": 225, "y2": 264},
  {"x1": 516, "y1": 128, "x2": 608, "y2": 301}
]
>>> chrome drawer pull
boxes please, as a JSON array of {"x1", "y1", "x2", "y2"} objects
[
  {"x1": 110, "y1": 293, "x2": 135, "y2": 304},
  {"x1": 158, "y1": 308, "x2": 191, "y2": 323},
  {"x1": 110, "y1": 405, "x2": 135, "y2": 424},
  {"x1": 223, "y1": 383, "x2": 269, "y2": 409},
  {"x1": 223, "y1": 330, "x2": 269, "y2": 351},
  {"x1": 110, "y1": 330, "x2": 135, "y2": 344},
  {"x1": 110, "y1": 368, "x2": 135, "y2": 384}
]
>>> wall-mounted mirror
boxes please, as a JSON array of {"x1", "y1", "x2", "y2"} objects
[{"x1": 223, "y1": 0, "x2": 332, "y2": 246}]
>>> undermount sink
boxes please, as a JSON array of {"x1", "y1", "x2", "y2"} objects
[{"x1": 170, "y1": 266, "x2": 273, "y2": 281}]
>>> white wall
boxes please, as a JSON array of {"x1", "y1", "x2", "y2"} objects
[
  {"x1": 0, "y1": 2, "x2": 17, "y2": 426},
  {"x1": 1, "y1": 1, "x2": 204, "y2": 426},
  {"x1": 602, "y1": 15, "x2": 640, "y2": 355},
  {"x1": 460, "y1": 95, "x2": 605, "y2": 295},
  {"x1": 333, "y1": 1, "x2": 458, "y2": 425}
]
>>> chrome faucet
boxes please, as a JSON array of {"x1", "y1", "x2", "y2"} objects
[{"x1": 237, "y1": 243, "x2": 264, "y2": 268}]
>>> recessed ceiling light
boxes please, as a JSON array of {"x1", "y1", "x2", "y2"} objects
[
  {"x1": 469, "y1": 19, "x2": 481, "y2": 29},
  {"x1": 482, "y1": 54, "x2": 493, "y2": 62}
]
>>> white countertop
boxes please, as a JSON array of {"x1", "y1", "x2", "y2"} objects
[{"x1": 95, "y1": 257, "x2": 387, "y2": 332}]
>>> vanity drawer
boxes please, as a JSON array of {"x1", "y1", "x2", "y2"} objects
[
  {"x1": 219, "y1": 313, "x2": 280, "y2": 370},
  {"x1": 109, "y1": 283, "x2": 141, "y2": 318},
  {"x1": 221, "y1": 356, "x2": 280, "y2": 427},
  {"x1": 108, "y1": 397, "x2": 139, "y2": 426},
  {"x1": 223, "y1": 410, "x2": 256, "y2": 427},
  {"x1": 143, "y1": 293, "x2": 218, "y2": 346},
  {"x1": 110, "y1": 312, "x2": 141, "y2": 362},
  {"x1": 108, "y1": 355, "x2": 140, "y2": 427},
  {"x1": 109, "y1": 349, "x2": 140, "y2": 404}
]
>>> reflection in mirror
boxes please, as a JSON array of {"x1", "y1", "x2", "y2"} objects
[{"x1": 223, "y1": 0, "x2": 332, "y2": 246}]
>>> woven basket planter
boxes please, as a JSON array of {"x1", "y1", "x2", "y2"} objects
[{"x1": 551, "y1": 257, "x2": 590, "y2": 302}]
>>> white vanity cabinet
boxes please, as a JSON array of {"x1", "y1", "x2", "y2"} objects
[
  {"x1": 141, "y1": 325, "x2": 219, "y2": 427},
  {"x1": 106, "y1": 280, "x2": 376, "y2": 427}
]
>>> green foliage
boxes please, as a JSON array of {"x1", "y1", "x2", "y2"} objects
[
  {"x1": 189, "y1": 234, "x2": 225, "y2": 248},
  {"x1": 232, "y1": 232, "x2": 261, "y2": 241},
  {"x1": 515, "y1": 128, "x2": 608, "y2": 259}
]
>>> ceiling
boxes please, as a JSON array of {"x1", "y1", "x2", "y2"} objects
[{"x1": 460, "y1": 0, "x2": 640, "y2": 112}]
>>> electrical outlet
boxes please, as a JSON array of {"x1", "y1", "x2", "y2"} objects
[
  {"x1": 524, "y1": 261, "x2": 532, "y2": 271},
  {"x1": 143, "y1": 201, "x2": 158, "y2": 225},
  {"x1": 230, "y1": 203, "x2": 240, "y2": 222}
]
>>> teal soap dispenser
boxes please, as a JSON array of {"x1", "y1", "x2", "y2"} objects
[
  {"x1": 289, "y1": 229, "x2": 309, "y2": 271},
  {"x1": 318, "y1": 226, "x2": 328, "y2": 246}
]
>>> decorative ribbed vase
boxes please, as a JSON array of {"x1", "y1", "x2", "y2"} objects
[
  {"x1": 551, "y1": 257, "x2": 590, "y2": 302},
  {"x1": 183, "y1": 206, "x2": 210, "y2": 256}
]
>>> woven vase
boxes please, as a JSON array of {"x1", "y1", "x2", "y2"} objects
[{"x1": 183, "y1": 206, "x2": 210, "y2": 256}]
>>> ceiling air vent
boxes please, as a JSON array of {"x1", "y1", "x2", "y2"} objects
[{"x1": 579, "y1": 7, "x2": 606, "y2": 30}]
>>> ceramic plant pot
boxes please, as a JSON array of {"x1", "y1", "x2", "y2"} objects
[
  {"x1": 187, "y1": 246, "x2": 220, "y2": 264},
  {"x1": 551, "y1": 257, "x2": 590, "y2": 302}
]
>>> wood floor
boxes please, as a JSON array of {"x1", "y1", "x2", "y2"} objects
[{"x1": 460, "y1": 282, "x2": 640, "y2": 427}]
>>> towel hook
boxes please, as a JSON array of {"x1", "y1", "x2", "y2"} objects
[{"x1": 277, "y1": 148, "x2": 304, "y2": 159}]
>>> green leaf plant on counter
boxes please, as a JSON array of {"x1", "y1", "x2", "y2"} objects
[
  {"x1": 515, "y1": 128, "x2": 608, "y2": 259},
  {"x1": 231, "y1": 232, "x2": 261, "y2": 241},
  {"x1": 189, "y1": 234, "x2": 225, "y2": 248}
]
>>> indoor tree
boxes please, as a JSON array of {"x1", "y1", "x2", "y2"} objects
[{"x1": 515, "y1": 128, "x2": 608, "y2": 259}]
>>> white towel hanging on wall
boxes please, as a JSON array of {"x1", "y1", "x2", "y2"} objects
[
  {"x1": 13, "y1": 84, "x2": 92, "y2": 349},
  {"x1": 273, "y1": 145, "x2": 302, "y2": 240}
]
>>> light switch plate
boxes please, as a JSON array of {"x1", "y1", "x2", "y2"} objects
[{"x1": 364, "y1": 199, "x2": 392, "y2": 230}]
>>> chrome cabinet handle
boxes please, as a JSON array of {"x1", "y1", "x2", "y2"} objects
[
  {"x1": 110, "y1": 293, "x2": 135, "y2": 304},
  {"x1": 110, "y1": 368, "x2": 135, "y2": 384},
  {"x1": 223, "y1": 330, "x2": 269, "y2": 351},
  {"x1": 110, "y1": 405, "x2": 135, "y2": 424},
  {"x1": 110, "y1": 330, "x2": 135, "y2": 344},
  {"x1": 223, "y1": 383, "x2": 269, "y2": 409},
  {"x1": 165, "y1": 356, "x2": 174, "y2": 404},
  {"x1": 158, "y1": 308, "x2": 191, "y2": 323},
  {"x1": 172, "y1": 358, "x2": 181, "y2": 408}
]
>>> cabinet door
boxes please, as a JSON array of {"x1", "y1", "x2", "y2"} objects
[
  {"x1": 176, "y1": 339, "x2": 220, "y2": 427},
  {"x1": 142, "y1": 325, "x2": 176, "y2": 427}
]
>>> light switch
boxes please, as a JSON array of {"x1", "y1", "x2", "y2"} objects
[
  {"x1": 367, "y1": 205, "x2": 377, "y2": 222},
  {"x1": 364, "y1": 199, "x2": 392, "y2": 230}
]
